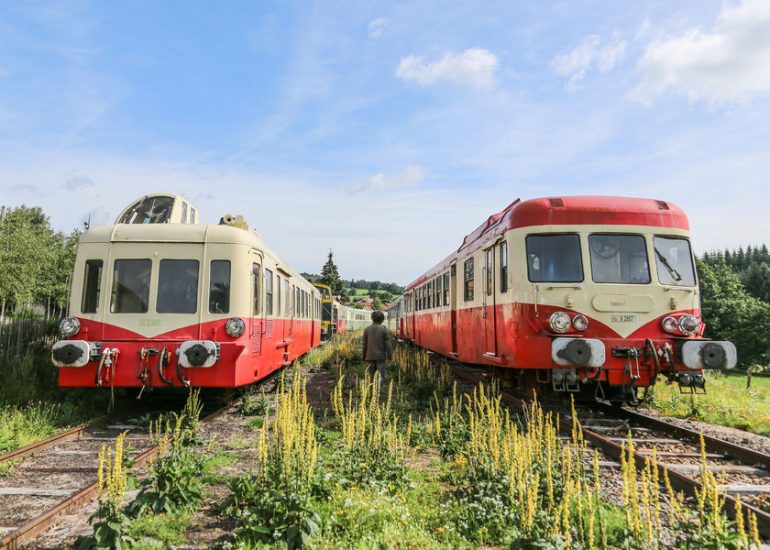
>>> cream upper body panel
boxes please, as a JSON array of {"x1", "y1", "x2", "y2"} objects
[
  {"x1": 70, "y1": 223, "x2": 318, "y2": 338},
  {"x1": 506, "y1": 224, "x2": 697, "y2": 337}
]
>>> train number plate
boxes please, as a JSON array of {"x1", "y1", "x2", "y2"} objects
[{"x1": 611, "y1": 314, "x2": 637, "y2": 323}]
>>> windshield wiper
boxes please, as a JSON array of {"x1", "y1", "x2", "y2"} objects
[{"x1": 654, "y1": 247, "x2": 682, "y2": 282}]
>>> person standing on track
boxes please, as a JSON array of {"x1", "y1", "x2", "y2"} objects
[{"x1": 362, "y1": 310, "x2": 392, "y2": 387}]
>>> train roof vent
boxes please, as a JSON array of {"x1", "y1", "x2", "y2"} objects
[
  {"x1": 548, "y1": 197, "x2": 565, "y2": 207},
  {"x1": 655, "y1": 200, "x2": 670, "y2": 210}
]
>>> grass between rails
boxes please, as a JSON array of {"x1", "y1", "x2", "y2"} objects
[{"x1": 648, "y1": 371, "x2": 770, "y2": 436}]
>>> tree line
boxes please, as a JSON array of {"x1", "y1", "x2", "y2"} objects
[
  {"x1": 0, "y1": 206, "x2": 79, "y2": 320},
  {"x1": 698, "y1": 246, "x2": 770, "y2": 370}
]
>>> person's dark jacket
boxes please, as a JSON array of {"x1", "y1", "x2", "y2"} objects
[{"x1": 362, "y1": 323, "x2": 392, "y2": 361}]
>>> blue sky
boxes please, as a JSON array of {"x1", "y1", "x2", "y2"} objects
[{"x1": 1, "y1": 0, "x2": 769, "y2": 284}]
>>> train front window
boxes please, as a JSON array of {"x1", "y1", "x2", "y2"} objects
[
  {"x1": 157, "y1": 260, "x2": 199, "y2": 314},
  {"x1": 526, "y1": 234, "x2": 583, "y2": 283},
  {"x1": 209, "y1": 260, "x2": 231, "y2": 314},
  {"x1": 654, "y1": 236, "x2": 696, "y2": 286},
  {"x1": 111, "y1": 259, "x2": 151, "y2": 313},
  {"x1": 81, "y1": 260, "x2": 103, "y2": 314},
  {"x1": 589, "y1": 234, "x2": 650, "y2": 284}
]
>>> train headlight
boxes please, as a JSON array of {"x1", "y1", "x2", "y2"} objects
[
  {"x1": 59, "y1": 317, "x2": 80, "y2": 338},
  {"x1": 224, "y1": 317, "x2": 246, "y2": 338},
  {"x1": 549, "y1": 311, "x2": 571, "y2": 334},
  {"x1": 661, "y1": 316, "x2": 678, "y2": 334},
  {"x1": 678, "y1": 315, "x2": 700, "y2": 335},
  {"x1": 572, "y1": 314, "x2": 589, "y2": 332}
]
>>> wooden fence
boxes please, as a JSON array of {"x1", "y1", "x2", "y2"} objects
[{"x1": 0, "y1": 317, "x2": 59, "y2": 359}]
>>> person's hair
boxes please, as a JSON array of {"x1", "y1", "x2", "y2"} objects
[{"x1": 371, "y1": 310, "x2": 385, "y2": 324}]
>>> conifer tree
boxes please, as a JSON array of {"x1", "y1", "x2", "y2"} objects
[{"x1": 320, "y1": 249, "x2": 344, "y2": 296}]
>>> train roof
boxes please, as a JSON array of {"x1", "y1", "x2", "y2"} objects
[{"x1": 406, "y1": 195, "x2": 689, "y2": 290}]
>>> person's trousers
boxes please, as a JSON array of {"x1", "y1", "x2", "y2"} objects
[{"x1": 368, "y1": 360, "x2": 386, "y2": 387}]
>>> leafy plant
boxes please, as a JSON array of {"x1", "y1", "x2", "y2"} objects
[
  {"x1": 77, "y1": 433, "x2": 135, "y2": 549},
  {"x1": 225, "y1": 367, "x2": 320, "y2": 548},
  {"x1": 129, "y1": 413, "x2": 204, "y2": 516}
]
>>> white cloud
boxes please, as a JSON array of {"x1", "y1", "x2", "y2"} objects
[
  {"x1": 345, "y1": 166, "x2": 426, "y2": 194},
  {"x1": 553, "y1": 32, "x2": 627, "y2": 91},
  {"x1": 368, "y1": 17, "x2": 386, "y2": 38},
  {"x1": 395, "y1": 48, "x2": 499, "y2": 88},
  {"x1": 634, "y1": 0, "x2": 770, "y2": 104}
]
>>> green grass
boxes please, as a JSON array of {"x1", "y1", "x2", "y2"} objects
[
  {"x1": 648, "y1": 370, "x2": 770, "y2": 435},
  {"x1": 127, "y1": 511, "x2": 191, "y2": 549}
]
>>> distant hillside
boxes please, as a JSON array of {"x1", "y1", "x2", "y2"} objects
[{"x1": 300, "y1": 273, "x2": 403, "y2": 309}]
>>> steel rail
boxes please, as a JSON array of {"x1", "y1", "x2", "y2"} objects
[
  {"x1": 0, "y1": 418, "x2": 107, "y2": 465},
  {"x1": 450, "y1": 365, "x2": 770, "y2": 538},
  {"x1": 0, "y1": 405, "x2": 230, "y2": 549},
  {"x1": 593, "y1": 403, "x2": 770, "y2": 471}
]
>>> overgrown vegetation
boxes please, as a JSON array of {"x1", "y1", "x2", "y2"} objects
[
  {"x1": 211, "y1": 336, "x2": 763, "y2": 549},
  {"x1": 77, "y1": 390, "x2": 213, "y2": 550}
]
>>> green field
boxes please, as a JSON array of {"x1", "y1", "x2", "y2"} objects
[{"x1": 648, "y1": 371, "x2": 770, "y2": 436}]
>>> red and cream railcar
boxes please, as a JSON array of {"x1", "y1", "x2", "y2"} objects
[
  {"x1": 400, "y1": 196, "x2": 736, "y2": 403},
  {"x1": 52, "y1": 193, "x2": 322, "y2": 389}
]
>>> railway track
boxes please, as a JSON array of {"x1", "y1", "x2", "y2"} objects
[
  {"x1": 0, "y1": 402, "x2": 230, "y2": 549},
  {"x1": 451, "y1": 364, "x2": 770, "y2": 539}
]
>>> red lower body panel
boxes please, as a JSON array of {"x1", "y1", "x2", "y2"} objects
[{"x1": 58, "y1": 317, "x2": 320, "y2": 388}]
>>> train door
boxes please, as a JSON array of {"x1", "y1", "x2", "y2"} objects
[
  {"x1": 250, "y1": 253, "x2": 264, "y2": 356},
  {"x1": 450, "y1": 264, "x2": 458, "y2": 355},
  {"x1": 483, "y1": 247, "x2": 498, "y2": 356}
]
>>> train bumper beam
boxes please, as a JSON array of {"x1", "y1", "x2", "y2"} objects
[
  {"x1": 680, "y1": 341, "x2": 737, "y2": 370},
  {"x1": 52, "y1": 340, "x2": 101, "y2": 368},
  {"x1": 552, "y1": 337, "x2": 606, "y2": 368},
  {"x1": 177, "y1": 341, "x2": 220, "y2": 368}
]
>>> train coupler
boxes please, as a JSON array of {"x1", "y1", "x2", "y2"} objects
[
  {"x1": 676, "y1": 372, "x2": 706, "y2": 394},
  {"x1": 552, "y1": 368, "x2": 580, "y2": 392}
]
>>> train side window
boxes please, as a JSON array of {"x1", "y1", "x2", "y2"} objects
[
  {"x1": 526, "y1": 234, "x2": 583, "y2": 283},
  {"x1": 181, "y1": 202, "x2": 188, "y2": 224},
  {"x1": 190, "y1": 207, "x2": 196, "y2": 224},
  {"x1": 295, "y1": 287, "x2": 300, "y2": 317},
  {"x1": 252, "y1": 263, "x2": 261, "y2": 316},
  {"x1": 265, "y1": 268, "x2": 274, "y2": 315},
  {"x1": 499, "y1": 241, "x2": 508, "y2": 293},
  {"x1": 158, "y1": 259, "x2": 199, "y2": 314},
  {"x1": 435, "y1": 277, "x2": 442, "y2": 307},
  {"x1": 486, "y1": 249, "x2": 493, "y2": 296},
  {"x1": 443, "y1": 272, "x2": 450, "y2": 305},
  {"x1": 111, "y1": 259, "x2": 152, "y2": 313},
  {"x1": 427, "y1": 281, "x2": 433, "y2": 309},
  {"x1": 209, "y1": 260, "x2": 231, "y2": 314},
  {"x1": 284, "y1": 280, "x2": 290, "y2": 316},
  {"x1": 276, "y1": 275, "x2": 281, "y2": 316},
  {"x1": 81, "y1": 260, "x2": 103, "y2": 314},
  {"x1": 464, "y1": 258, "x2": 474, "y2": 301}
]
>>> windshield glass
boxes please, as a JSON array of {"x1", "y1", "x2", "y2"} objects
[
  {"x1": 119, "y1": 196, "x2": 174, "y2": 224},
  {"x1": 589, "y1": 234, "x2": 650, "y2": 284},
  {"x1": 526, "y1": 234, "x2": 583, "y2": 283},
  {"x1": 653, "y1": 236, "x2": 696, "y2": 286}
]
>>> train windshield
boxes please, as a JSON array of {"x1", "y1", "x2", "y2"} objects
[
  {"x1": 653, "y1": 236, "x2": 696, "y2": 286},
  {"x1": 589, "y1": 234, "x2": 650, "y2": 284},
  {"x1": 526, "y1": 234, "x2": 583, "y2": 283},
  {"x1": 119, "y1": 196, "x2": 174, "y2": 224}
]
